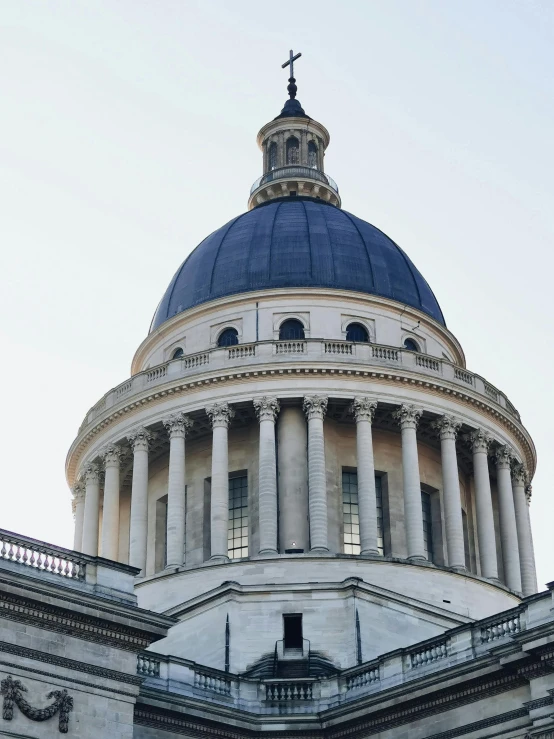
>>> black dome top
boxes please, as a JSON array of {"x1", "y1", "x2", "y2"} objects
[{"x1": 151, "y1": 200, "x2": 445, "y2": 331}]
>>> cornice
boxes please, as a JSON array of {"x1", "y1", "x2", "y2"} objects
[{"x1": 66, "y1": 362, "x2": 535, "y2": 486}]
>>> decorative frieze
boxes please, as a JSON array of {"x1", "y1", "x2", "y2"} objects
[
  {"x1": 350, "y1": 396, "x2": 377, "y2": 423},
  {"x1": 163, "y1": 412, "x2": 193, "y2": 438},
  {"x1": 206, "y1": 402, "x2": 235, "y2": 429},
  {"x1": 1, "y1": 675, "x2": 73, "y2": 733},
  {"x1": 303, "y1": 395, "x2": 328, "y2": 420},
  {"x1": 253, "y1": 396, "x2": 280, "y2": 423},
  {"x1": 392, "y1": 404, "x2": 422, "y2": 430}
]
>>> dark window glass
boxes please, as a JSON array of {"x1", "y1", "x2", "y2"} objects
[
  {"x1": 171, "y1": 347, "x2": 184, "y2": 359},
  {"x1": 342, "y1": 471, "x2": 384, "y2": 555},
  {"x1": 269, "y1": 141, "x2": 277, "y2": 170},
  {"x1": 286, "y1": 136, "x2": 299, "y2": 165},
  {"x1": 404, "y1": 338, "x2": 420, "y2": 352},
  {"x1": 279, "y1": 319, "x2": 305, "y2": 340},
  {"x1": 283, "y1": 614, "x2": 303, "y2": 650},
  {"x1": 462, "y1": 509, "x2": 471, "y2": 570},
  {"x1": 346, "y1": 323, "x2": 369, "y2": 342},
  {"x1": 218, "y1": 328, "x2": 239, "y2": 347},
  {"x1": 421, "y1": 491, "x2": 433, "y2": 562},
  {"x1": 308, "y1": 140, "x2": 318, "y2": 168},
  {"x1": 228, "y1": 475, "x2": 248, "y2": 559},
  {"x1": 375, "y1": 475, "x2": 384, "y2": 556}
]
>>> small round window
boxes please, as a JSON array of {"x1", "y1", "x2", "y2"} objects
[
  {"x1": 403, "y1": 338, "x2": 420, "y2": 352},
  {"x1": 346, "y1": 323, "x2": 369, "y2": 342},
  {"x1": 171, "y1": 347, "x2": 184, "y2": 359},
  {"x1": 218, "y1": 328, "x2": 239, "y2": 347}
]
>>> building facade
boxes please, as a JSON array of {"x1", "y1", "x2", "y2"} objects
[{"x1": 1, "y1": 68, "x2": 553, "y2": 738}]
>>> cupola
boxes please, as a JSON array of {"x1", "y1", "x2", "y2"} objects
[{"x1": 248, "y1": 50, "x2": 340, "y2": 210}]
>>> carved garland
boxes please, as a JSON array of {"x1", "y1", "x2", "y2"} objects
[{"x1": 1, "y1": 675, "x2": 73, "y2": 733}]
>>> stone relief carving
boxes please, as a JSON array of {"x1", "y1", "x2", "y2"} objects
[{"x1": 1, "y1": 675, "x2": 73, "y2": 733}]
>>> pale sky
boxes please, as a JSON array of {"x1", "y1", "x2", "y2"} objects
[{"x1": 1, "y1": 1, "x2": 552, "y2": 589}]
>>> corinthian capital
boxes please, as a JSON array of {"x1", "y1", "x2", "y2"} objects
[
  {"x1": 432, "y1": 414, "x2": 462, "y2": 441},
  {"x1": 350, "y1": 397, "x2": 377, "y2": 423},
  {"x1": 127, "y1": 426, "x2": 152, "y2": 453},
  {"x1": 71, "y1": 482, "x2": 85, "y2": 515},
  {"x1": 392, "y1": 404, "x2": 422, "y2": 430},
  {"x1": 467, "y1": 428, "x2": 492, "y2": 454},
  {"x1": 163, "y1": 412, "x2": 194, "y2": 438},
  {"x1": 303, "y1": 395, "x2": 328, "y2": 421},
  {"x1": 206, "y1": 403, "x2": 234, "y2": 429},
  {"x1": 83, "y1": 462, "x2": 100, "y2": 484},
  {"x1": 525, "y1": 483, "x2": 532, "y2": 503},
  {"x1": 253, "y1": 396, "x2": 280, "y2": 423},
  {"x1": 511, "y1": 461, "x2": 528, "y2": 486},
  {"x1": 495, "y1": 444, "x2": 514, "y2": 469},
  {"x1": 101, "y1": 444, "x2": 122, "y2": 468}
]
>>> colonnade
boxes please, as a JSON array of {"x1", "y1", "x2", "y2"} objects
[{"x1": 72, "y1": 397, "x2": 537, "y2": 596}]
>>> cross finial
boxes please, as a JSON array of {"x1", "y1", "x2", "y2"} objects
[{"x1": 281, "y1": 49, "x2": 302, "y2": 99}]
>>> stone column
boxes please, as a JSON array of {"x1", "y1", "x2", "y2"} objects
[
  {"x1": 277, "y1": 407, "x2": 309, "y2": 552},
  {"x1": 433, "y1": 415, "x2": 465, "y2": 569},
  {"x1": 163, "y1": 412, "x2": 193, "y2": 568},
  {"x1": 350, "y1": 397, "x2": 379, "y2": 555},
  {"x1": 303, "y1": 395, "x2": 329, "y2": 553},
  {"x1": 100, "y1": 444, "x2": 122, "y2": 561},
  {"x1": 512, "y1": 463, "x2": 537, "y2": 596},
  {"x1": 82, "y1": 462, "x2": 101, "y2": 556},
  {"x1": 393, "y1": 404, "x2": 425, "y2": 560},
  {"x1": 495, "y1": 446, "x2": 522, "y2": 592},
  {"x1": 206, "y1": 403, "x2": 234, "y2": 561},
  {"x1": 72, "y1": 482, "x2": 86, "y2": 552},
  {"x1": 469, "y1": 429, "x2": 498, "y2": 579},
  {"x1": 254, "y1": 396, "x2": 280, "y2": 555},
  {"x1": 127, "y1": 426, "x2": 152, "y2": 574}
]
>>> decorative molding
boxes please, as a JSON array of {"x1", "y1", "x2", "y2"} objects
[
  {"x1": 467, "y1": 428, "x2": 492, "y2": 454},
  {"x1": 206, "y1": 403, "x2": 235, "y2": 429},
  {"x1": 83, "y1": 462, "x2": 100, "y2": 484},
  {"x1": 100, "y1": 443, "x2": 122, "y2": 468},
  {"x1": 1, "y1": 675, "x2": 73, "y2": 733},
  {"x1": 495, "y1": 444, "x2": 514, "y2": 469},
  {"x1": 511, "y1": 461, "x2": 528, "y2": 486},
  {"x1": 392, "y1": 403, "x2": 422, "y2": 430},
  {"x1": 163, "y1": 412, "x2": 194, "y2": 438},
  {"x1": 303, "y1": 395, "x2": 328, "y2": 420},
  {"x1": 432, "y1": 414, "x2": 461, "y2": 441},
  {"x1": 526, "y1": 483, "x2": 533, "y2": 503},
  {"x1": 350, "y1": 397, "x2": 377, "y2": 423},
  {"x1": 253, "y1": 396, "x2": 280, "y2": 423},
  {"x1": 127, "y1": 426, "x2": 153, "y2": 453}
]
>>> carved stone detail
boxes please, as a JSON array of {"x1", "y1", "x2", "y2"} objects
[
  {"x1": 303, "y1": 395, "x2": 328, "y2": 420},
  {"x1": 525, "y1": 483, "x2": 532, "y2": 504},
  {"x1": 392, "y1": 404, "x2": 422, "y2": 430},
  {"x1": 253, "y1": 396, "x2": 280, "y2": 423},
  {"x1": 1, "y1": 675, "x2": 73, "y2": 733},
  {"x1": 467, "y1": 428, "x2": 492, "y2": 453},
  {"x1": 127, "y1": 426, "x2": 152, "y2": 453},
  {"x1": 163, "y1": 412, "x2": 194, "y2": 438},
  {"x1": 432, "y1": 414, "x2": 461, "y2": 441},
  {"x1": 511, "y1": 462, "x2": 528, "y2": 485},
  {"x1": 100, "y1": 444, "x2": 122, "y2": 468},
  {"x1": 72, "y1": 482, "x2": 85, "y2": 502},
  {"x1": 206, "y1": 403, "x2": 235, "y2": 429},
  {"x1": 350, "y1": 397, "x2": 377, "y2": 423},
  {"x1": 495, "y1": 444, "x2": 514, "y2": 469},
  {"x1": 83, "y1": 462, "x2": 100, "y2": 484}
]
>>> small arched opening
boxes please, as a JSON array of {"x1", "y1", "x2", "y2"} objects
[
  {"x1": 268, "y1": 141, "x2": 277, "y2": 170},
  {"x1": 308, "y1": 140, "x2": 318, "y2": 168},
  {"x1": 403, "y1": 338, "x2": 420, "y2": 352},
  {"x1": 346, "y1": 323, "x2": 369, "y2": 343},
  {"x1": 218, "y1": 328, "x2": 239, "y2": 347},
  {"x1": 286, "y1": 136, "x2": 300, "y2": 165},
  {"x1": 171, "y1": 347, "x2": 184, "y2": 359},
  {"x1": 279, "y1": 319, "x2": 305, "y2": 340}
]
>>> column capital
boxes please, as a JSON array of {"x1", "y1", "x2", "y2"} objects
[
  {"x1": 350, "y1": 396, "x2": 377, "y2": 423},
  {"x1": 495, "y1": 444, "x2": 514, "y2": 469},
  {"x1": 467, "y1": 428, "x2": 492, "y2": 453},
  {"x1": 392, "y1": 403, "x2": 422, "y2": 430},
  {"x1": 72, "y1": 481, "x2": 85, "y2": 502},
  {"x1": 127, "y1": 426, "x2": 153, "y2": 452},
  {"x1": 303, "y1": 395, "x2": 328, "y2": 421},
  {"x1": 83, "y1": 462, "x2": 100, "y2": 484},
  {"x1": 254, "y1": 396, "x2": 280, "y2": 423},
  {"x1": 432, "y1": 414, "x2": 461, "y2": 440},
  {"x1": 525, "y1": 483, "x2": 532, "y2": 504},
  {"x1": 511, "y1": 461, "x2": 528, "y2": 486},
  {"x1": 206, "y1": 402, "x2": 235, "y2": 429},
  {"x1": 163, "y1": 412, "x2": 194, "y2": 438},
  {"x1": 101, "y1": 444, "x2": 122, "y2": 468}
]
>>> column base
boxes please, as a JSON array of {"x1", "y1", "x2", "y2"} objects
[
  {"x1": 408, "y1": 555, "x2": 428, "y2": 562},
  {"x1": 209, "y1": 555, "x2": 230, "y2": 564},
  {"x1": 310, "y1": 546, "x2": 330, "y2": 554},
  {"x1": 258, "y1": 548, "x2": 278, "y2": 556},
  {"x1": 449, "y1": 565, "x2": 468, "y2": 574},
  {"x1": 360, "y1": 548, "x2": 381, "y2": 556}
]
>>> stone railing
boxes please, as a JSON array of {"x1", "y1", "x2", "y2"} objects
[
  {"x1": 479, "y1": 608, "x2": 523, "y2": 644},
  {"x1": 409, "y1": 639, "x2": 448, "y2": 668},
  {"x1": 343, "y1": 663, "x2": 380, "y2": 692},
  {"x1": 79, "y1": 339, "x2": 521, "y2": 431},
  {"x1": 194, "y1": 667, "x2": 232, "y2": 696},
  {"x1": 0, "y1": 529, "x2": 87, "y2": 581},
  {"x1": 137, "y1": 653, "x2": 161, "y2": 677},
  {"x1": 265, "y1": 680, "x2": 313, "y2": 701}
]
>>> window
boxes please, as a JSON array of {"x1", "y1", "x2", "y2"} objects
[
  {"x1": 279, "y1": 319, "x2": 305, "y2": 340},
  {"x1": 286, "y1": 136, "x2": 300, "y2": 165},
  {"x1": 403, "y1": 338, "x2": 420, "y2": 352},
  {"x1": 462, "y1": 509, "x2": 471, "y2": 570},
  {"x1": 308, "y1": 140, "x2": 318, "y2": 168},
  {"x1": 346, "y1": 322, "x2": 369, "y2": 343},
  {"x1": 283, "y1": 614, "x2": 303, "y2": 650},
  {"x1": 171, "y1": 347, "x2": 184, "y2": 359},
  {"x1": 421, "y1": 491, "x2": 433, "y2": 562},
  {"x1": 218, "y1": 327, "x2": 239, "y2": 347},
  {"x1": 269, "y1": 141, "x2": 277, "y2": 170},
  {"x1": 228, "y1": 475, "x2": 248, "y2": 559},
  {"x1": 342, "y1": 470, "x2": 384, "y2": 555}
]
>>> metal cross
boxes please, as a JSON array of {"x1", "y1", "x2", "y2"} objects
[{"x1": 282, "y1": 49, "x2": 302, "y2": 79}]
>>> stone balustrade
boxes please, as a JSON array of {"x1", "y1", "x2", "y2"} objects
[
  {"x1": 479, "y1": 607, "x2": 523, "y2": 644},
  {"x1": 80, "y1": 339, "x2": 521, "y2": 432},
  {"x1": 265, "y1": 681, "x2": 314, "y2": 701},
  {"x1": 0, "y1": 529, "x2": 87, "y2": 580}
]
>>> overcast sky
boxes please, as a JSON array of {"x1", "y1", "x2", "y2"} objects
[{"x1": 1, "y1": 0, "x2": 552, "y2": 589}]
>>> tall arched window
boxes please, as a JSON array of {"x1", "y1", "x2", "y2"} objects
[
  {"x1": 218, "y1": 327, "x2": 239, "y2": 347},
  {"x1": 403, "y1": 338, "x2": 420, "y2": 352},
  {"x1": 308, "y1": 140, "x2": 318, "y2": 168},
  {"x1": 279, "y1": 319, "x2": 305, "y2": 340},
  {"x1": 269, "y1": 141, "x2": 277, "y2": 170},
  {"x1": 286, "y1": 136, "x2": 300, "y2": 165},
  {"x1": 346, "y1": 323, "x2": 369, "y2": 342},
  {"x1": 171, "y1": 347, "x2": 184, "y2": 359}
]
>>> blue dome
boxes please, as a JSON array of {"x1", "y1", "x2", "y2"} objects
[{"x1": 151, "y1": 200, "x2": 445, "y2": 331}]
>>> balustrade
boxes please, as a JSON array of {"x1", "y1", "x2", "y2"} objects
[
  {"x1": 274, "y1": 340, "x2": 307, "y2": 354},
  {"x1": 409, "y1": 640, "x2": 448, "y2": 667},
  {"x1": 228, "y1": 345, "x2": 256, "y2": 359},
  {"x1": 194, "y1": 669, "x2": 231, "y2": 695},
  {"x1": 345, "y1": 666, "x2": 379, "y2": 691},
  {"x1": 146, "y1": 365, "x2": 167, "y2": 383},
  {"x1": 265, "y1": 681, "x2": 313, "y2": 701},
  {"x1": 454, "y1": 368, "x2": 473, "y2": 385},
  {"x1": 0, "y1": 530, "x2": 86, "y2": 581},
  {"x1": 372, "y1": 346, "x2": 399, "y2": 362},
  {"x1": 480, "y1": 611, "x2": 522, "y2": 643},
  {"x1": 325, "y1": 341, "x2": 353, "y2": 355},
  {"x1": 183, "y1": 352, "x2": 209, "y2": 369},
  {"x1": 137, "y1": 654, "x2": 161, "y2": 677},
  {"x1": 416, "y1": 355, "x2": 440, "y2": 372}
]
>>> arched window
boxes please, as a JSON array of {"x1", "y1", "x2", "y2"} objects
[
  {"x1": 218, "y1": 328, "x2": 239, "y2": 347},
  {"x1": 346, "y1": 323, "x2": 369, "y2": 343},
  {"x1": 308, "y1": 140, "x2": 318, "y2": 168},
  {"x1": 279, "y1": 319, "x2": 305, "y2": 340},
  {"x1": 403, "y1": 338, "x2": 420, "y2": 352},
  {"x1": 171, "y1": 347, "x2": 184, "y2": 359},
  {"x1": 286, "y1": 136, "x2": 300, "y2": 165},
  {"x1": 269, "y1": 141, "x2": 277, "y2": 170}
]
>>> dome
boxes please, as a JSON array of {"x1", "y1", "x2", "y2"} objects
[{"x1": 151, "y1": 199, "x2": 445, "y2": 331}]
